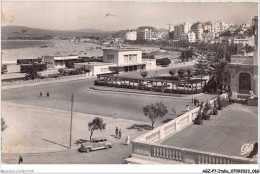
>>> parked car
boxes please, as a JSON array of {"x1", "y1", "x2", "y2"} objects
[{"x1": 78, "y1": 137, "x2": 113, "y2": 153}]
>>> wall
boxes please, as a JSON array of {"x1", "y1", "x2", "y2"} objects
[
  {"x1": 118, "y1": 50, "x2": 142, "y2": 65},
  {"x1": 125, "y1": 94, "x2": 256, "y2": 164},
  {"x1": 103, "y1": 50, "x2": 119, "y2": 65}
]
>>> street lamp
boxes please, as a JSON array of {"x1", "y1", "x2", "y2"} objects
[{"x1": 69, "y1": 94, "x2": 74, "y2": 149}]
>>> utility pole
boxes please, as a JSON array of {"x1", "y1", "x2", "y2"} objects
[{"x1": 69, "y1": 94, "x2": 74, "y2": 149}]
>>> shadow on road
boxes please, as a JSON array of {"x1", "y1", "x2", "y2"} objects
[
  {"x1": 42, "y1": 138, "x2": 69, "y2": 149},
  {"x1": 74, "y1": 139, "x2": 90, "y2": 146}
]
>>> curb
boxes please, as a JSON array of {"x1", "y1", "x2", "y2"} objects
[
  {"x1": 87, "y1": 87, "x2": 204, "y2": 100},
  {"x1": 1, "y1": 76, "x2": 94, "y2": 90}
]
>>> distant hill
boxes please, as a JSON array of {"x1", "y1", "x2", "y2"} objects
[{"x1": 1, "y1": 25, "x2": 116, "y2": 39}]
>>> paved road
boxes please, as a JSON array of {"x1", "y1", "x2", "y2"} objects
[
  {"x1": 2, "y1": 65, "x2": 202, "y2": 127},
  {"x1": 2, "y1": 143, "x2": 132, "y2": 164}
]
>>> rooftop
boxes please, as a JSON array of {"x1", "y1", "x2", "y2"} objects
[
  {"x1": 102, "y1": 48, "x2": 142, "y2": 52},
  {"x1": 74, "y1": 62, "x2": 115, "y2": 66},
  {"x1": 162, "y1": 104, "x2": 258, "y2": 158}
]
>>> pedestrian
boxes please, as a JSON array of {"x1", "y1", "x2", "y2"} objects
[
  {"x1": 46, "y1": 92, "x2": 49, "y2": 97},
  {"x1": 114, "y1": 113, "x2": 117, "y2": 119},
  {"x1": 194, "y1": 99, "x2": 197, "y2": 106},
  {"x1": 125, "y1": 135, "x2": 130, "y2": 145},
  {"x1": 40, "y1": 91, "x2": 42, "y2": 97},
  {"x1": 115, "y1": 127, "x2": 118, "y2": 138},
  {"x1": 18, "y1": 155, "x2": 23, "y2": 164},
  {"x1": 119, "y1": 129, "x2": 122, "y2": 139}
]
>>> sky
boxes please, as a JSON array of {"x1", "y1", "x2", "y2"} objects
[{"x1": 1, "y1": 1, "x2": 258, "y2": 31}]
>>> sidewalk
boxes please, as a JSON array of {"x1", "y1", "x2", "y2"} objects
[
  {"x1": 1, "y1": 102, "x2": 149, "y2": 154},
  {"x1": 2, "y1": 74, "x2": 93, "y2": 90}
]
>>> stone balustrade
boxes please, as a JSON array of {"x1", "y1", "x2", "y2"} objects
[
  {"x1": 131, "y1": 141, "x2": 257, "y2": 164},
  {"x1": 128, "y1": 93, "x2": 256, "y2": 164}
]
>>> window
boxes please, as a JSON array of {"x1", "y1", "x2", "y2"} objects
[{"x1": 107, "y1": 55, "x2": 115, "y2": 60}]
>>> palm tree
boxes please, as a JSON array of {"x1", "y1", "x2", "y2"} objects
[{"x1": 208, "y1": 60, "x2": 229, "y2": 93}]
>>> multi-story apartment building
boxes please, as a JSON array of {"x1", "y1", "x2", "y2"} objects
[
  {"x1": 212, "y1": 22, "x2": 230, "y2": 33},
  {"x1": 190, "y1": 22, "x2": 204, "y2": 41},
  {"x1": 180, "y1": 31, "x2": 196, "y2": 42},
  {"x1": 137, "y1": 26, "x2": 156, "y2": 41},
  {"x1": 173, "y1": 22, "x2": 190, "y2": 40}
]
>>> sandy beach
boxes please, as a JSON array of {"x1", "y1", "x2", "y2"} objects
[{"x1": 1, "y1": 40, "x2": 181, "y2": 64}]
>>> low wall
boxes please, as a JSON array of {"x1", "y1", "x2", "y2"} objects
[
  {"x1": 129, "y1": 93, "x2": 256, "y2": 164},
  {"x1": 1, "y1": 74, "x2": 87, "y2": 87},
  {"x1": 131, "y1": 141, "x2": 257, "y2": 164}
]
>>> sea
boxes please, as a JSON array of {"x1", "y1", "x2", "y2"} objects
[{"x1": 1, "y1": 40, "x2": 52, "y2": 50}]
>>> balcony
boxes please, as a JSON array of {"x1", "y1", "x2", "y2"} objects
[{"x1": 230, "y1": 55, "x2": 254, "y2": 65}]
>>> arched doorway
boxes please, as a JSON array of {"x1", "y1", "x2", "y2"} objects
[{"x1": 239, "y1": 73, "x2": 251, "y2": 94}]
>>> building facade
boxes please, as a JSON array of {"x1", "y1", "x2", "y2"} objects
[
  {"x1": 190, "y1": 22, "x2": 204, "y2": 41},
  {"x1": 173, "y1": 22, "x2": 190, "y2": 40},
  {"x1": 103, "y1": 48, "x2": 145, "y2": 72},
  {"x1": 180, "y1": 31, "x2": 196, "y2": 42},
  {"x1": 137, "y1": 27, "x2": 156, "y2": 41},
  {"x1": 212, "y1": 22, "x2": 230, "y2": 33},
  {"x1": 125, "y1": 31, "x2": 137, "y2": 41},
  {"x1": 229, "y1": 16, "x2": 258, "y2": 99},
  {"x1": 74, "y1": 62, "x2": 116, "y2": 76}
]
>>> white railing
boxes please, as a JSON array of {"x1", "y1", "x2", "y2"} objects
[
  {"x1": 2, "y1": 74, "x2": 87, "y2": 87},
  {"x1": 131, "y1": 141, "x2": 257, "y2": 164}
]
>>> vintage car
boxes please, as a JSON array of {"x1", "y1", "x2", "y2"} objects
[{"x1": 78, "y1": 137, "x2": 113, "y2": 153}]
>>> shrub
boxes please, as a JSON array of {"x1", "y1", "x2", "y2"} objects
[{"x1": 141, "y1": 71, "x2": 148, "y2": 78}]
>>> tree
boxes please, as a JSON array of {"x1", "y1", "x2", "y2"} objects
[
  {"x1": 143, "y1": 102, "x2": 168, "y2": 129},
  {"x1": 141, "y1": 71, "x2": 148, "y2": 78},
  {"x1": 194, "y1": 56, "x2": 209, "y2": 86},
  {"x1": 177, "y1": 68, "x2": 186, "y2": 78},
  {"x1": 1, "y1": 118, "x2": 7, "y2": 132},
  {"x1": 169, "y1": 69, "x2": 176, "y2": 79},
  {"x1": 186, "y1": 68, "x2": 192, "y2": 80},
  {"x1": 208, "y1": 60, "x2": 229, "y2": 93},
  {"x1": 156, "y1": 58, "x2": 171, "y2": 67},
  {"x1": 25, "y1": 63, "x2": 42, "y2": 80},
  {"x1": 88, "y1": 117, "x2": 106, "y2": 141}
]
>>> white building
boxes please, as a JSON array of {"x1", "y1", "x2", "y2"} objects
[
  {"x1": 125, "y1": 31, "x2": 137, "y2": 41},
  {"x1": 212, "y1": 22, "x2": 230, "y2": 33},
  {"x1": 190, "y1": 22, "x2": 204, "y2": 41},
  {"x1": 180, "y1": 31, "x2": 196, "y2": 42},
  {"x1": 137, "y1": 27, "x2": 154, "y2": 41},
  {"x1": 103, "y1": 48, "x2": 146, "y2": 72},
  {"x1": 43, "y1": 55, "x2": 79, "y2": 69},
  {"x1": 173, "y1": 22, "x2": 190, "y2": 40},
  {"x1": 74, "y1": 62, "x2": 116, "y2": 76},
  {"x1": 143, "y1": 59, "x2": 157, "y2": 70}
]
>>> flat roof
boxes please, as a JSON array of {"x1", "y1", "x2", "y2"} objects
[
  {"x1": 102, "y1": 48, "x2": 142, "y2": 52},
  {"x1": 74, "y1": 62, "x2": 115, "y2": 66}
]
